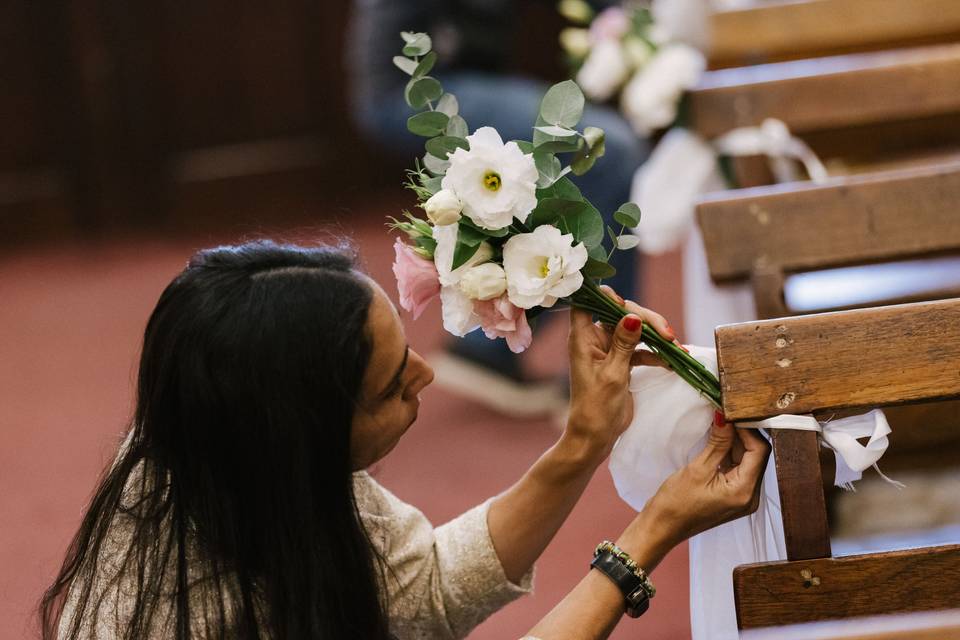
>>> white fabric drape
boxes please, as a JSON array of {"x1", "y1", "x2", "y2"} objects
[{"x1": 611, "y1": 347, "x2": 897, "y2": 640}]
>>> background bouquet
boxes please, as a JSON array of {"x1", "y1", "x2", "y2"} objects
[{"x1": 388, "y1": 31, "x2": 720, "y2": 408}]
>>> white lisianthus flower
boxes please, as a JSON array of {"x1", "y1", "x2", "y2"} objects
[
  {"x1": 620, "y1": 43, "x2": 705, "y2": 135},
  {"x1": 440, "y1": 285, "x2": 480, "y2": 336},
  {"x1": 423, "y1": 189, "x2": 462, "y2": 226},
  {"x1": 576, "y1": 39, "x2": 630, "y2": 102},
  {"x1": 432, "y1": 223, "x2": 494, "y2": 287},
  {"x1": 442, "y1": 127, "x2": 538, "y2": 231},
  {"x1": 459, "y1": 263, "x2": 508, "y2": 301},
  {"x1": 502, "y1": 225, "x2": 589, "y2": 309}
]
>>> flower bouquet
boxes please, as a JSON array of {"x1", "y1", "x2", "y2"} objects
[
  {"x1": 558, "y1": 0, "x2": 706, "y2": 135},
  {"x1": 387, "y1": 31, "x2": 720, "y2": 408}
]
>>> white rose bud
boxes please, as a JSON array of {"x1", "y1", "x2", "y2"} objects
[
  {"x1": 458, "y1": 263, "x2": 508, "y2": 301},
  {"x1": 423, "y1": 189, "x2": 462, "y2": 226}
]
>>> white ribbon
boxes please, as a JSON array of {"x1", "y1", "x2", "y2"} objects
[
  {"x1": 713, "y1": 118, "x2": 829, "y2": 184},
  {"x1": 740, "y1": 409, "x2": 903, "y2": 491},
  {"x1": 611, "y1": 346, "x2": 902, "y2": 640},
  {"x1": 631, "y1": 119, "x2": 829, "y2": 255}
]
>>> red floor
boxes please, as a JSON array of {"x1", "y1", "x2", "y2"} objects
[{"x1": 0, "y1": 197, "x2": 691, "y2": 639}]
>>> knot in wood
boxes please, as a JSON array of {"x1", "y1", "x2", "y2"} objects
[{"x1": 777, "y1": 392, "x2": 796, "y2": 409}]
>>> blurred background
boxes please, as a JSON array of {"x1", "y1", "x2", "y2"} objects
[
  {"x1": 0, "y1": 1, "x2": 688, "y2": 638},
  {"x1": 5, "y1": 0, "x2": 960, "y2": 638}
]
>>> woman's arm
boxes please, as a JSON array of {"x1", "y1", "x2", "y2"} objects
[
  {"x1": 525, "y1": 421, "x2": 771, "y2": 639},
  {"x1": 488, "y1": 302, "x2": 675, "y2": 584}
]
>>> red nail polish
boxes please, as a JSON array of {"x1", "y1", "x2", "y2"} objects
[
  {"x1": 679, "y1": 344, "x2": 689, "y2": 353},
  {"x1": 623, "y1": 316, "x2": 641, "y2": 332},
  {"x1": 714, "y1": 410, "x2": 725, "y2": 427}
]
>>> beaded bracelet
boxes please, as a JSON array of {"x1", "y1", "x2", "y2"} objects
[{"x1": 594, "y1": 540, "x2": 656, "y2": 599}]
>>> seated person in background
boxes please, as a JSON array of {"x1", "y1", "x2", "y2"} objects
[
  {"x1": 348, "y1": 0, "x2": 648, "y2": 413},
  {"x1": 42, "y1": 241, "x2": 768, "y2": 640}
]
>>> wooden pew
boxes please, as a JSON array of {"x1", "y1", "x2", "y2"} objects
[
  {"x1": 688, "y1": 44, "x2": 960, "y2": 187},
  {"x1": 695, "y1": 161, "x2": 960, "y2": 319},
  {"x1": 697, "y1": 162, "x2": 960, "y2": 471},
  {"x1": 715, "y1": 298, "x2": 960, "y2": 630},
  {"x1": 708, "y1": 0, "x2": 960, "y2": 69},
  {"x1": 741, "y1": 608, "x2": 960, "y2": 640}
]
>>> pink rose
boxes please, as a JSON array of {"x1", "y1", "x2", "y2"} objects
[
  {"x1": 589, "y1": 7, "x2": 630, "y2": 43},
  {"x1": 474, "y1": 293, "x2": 533, "y2": 354},
  {"x1": 392, "y1": 238, "x2": 440, "y2": 320}
]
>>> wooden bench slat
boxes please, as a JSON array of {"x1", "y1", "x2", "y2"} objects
[
  {"x1": 741, "y1": 608, "x2": 960, "y2": 640},
  {"x1": 709, "y1": 0, "x2": 960, "y2": 67},
  {"x1": 696, "y1": 162, "x2": 960, "y2": 282},
  {"x1": 734, "y1": 545, "x2": 960, "y2": 629},
  {"x1": 690, "y1": 44, "x2": 960, "y2": 138},
  {"x1": 715, "y1": 299, "x2": 960, "y2": 421}
]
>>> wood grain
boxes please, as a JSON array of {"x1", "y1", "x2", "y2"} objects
[
  {"x1": 734, "y1": 545, "x2": 960, "y2": 629},
  {"x1": 709, "y1": 0, "x2": 960, "y2": 68},
  {"x1": 689, "y1": 44, "x2": 960, "y2": 139},
  {"x1": 715, "y1": 298, "x2": 960, "y2": 421},
  {"x1": 696, "y1": 162, "x2": 960, "y2": 282},
  {"x1": 741, "y1": 608, "x2": 960, "y2": 640},
  {"x1": 773, "y1": 430, "x2": 832, "y2": 561}
]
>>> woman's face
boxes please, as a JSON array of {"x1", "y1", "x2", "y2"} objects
[{"x1": 350, "y1": 280, "x2": 434, "y2": 470}]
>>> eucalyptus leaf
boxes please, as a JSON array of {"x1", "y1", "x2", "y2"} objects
[
  {"x1": 570, "y1": 126, "x2": 606, "y2": 176},
  {"x1": 445, "y1": 114, "x2": 468, "y2": 138},
  {"x1": 538, "y1": 80, "x2": 585, "y2": 128},
  {"x1": 587, "y1": 243, "x2": 608, "y2": 262},
  {"x1": 460, "y1": 217, "x2": 509, "y2": 238},
  {"x1": 392, "y1": 56, "x2": 418, "y2": 75},
  {"x1": 533, "y1": 125, "x2": 578, "y2": 138},
  {"x1": 457, "y1": 222, "x2": 487, "y2": 247},
  {"x1": 402, "y1": 33, "x2": 432, "y2": 57},
  {"x1": 534, "y1": 138, "x2": 582, "y2": 154},
  {"x1": 405, "y1": 76, "x2": 443, "y2": 109},
  {"x1": 560, "y1": 202, "x2": 604, "y2": 248},
  {"x1": 413, "y1": 51, "x2": 437, "y2": 77},
  {"x1": 513, "y1": 140, "x2": 535, "y2": 154},
  {"x1": 400, "y1": 31, "x2": 420, "y2": 44},
  {"x1": 407, "y1": 111, "x2": 449, "y2": 137},
  {"x1": 616, "y1": 234, "x2": 640, "y2": 250},
  {"x1": 607, "y1": 225, "x2": 619, "y2": 247},
  {"x1": 534, "y1": 152, "x2": 563, "y2": 189},
  {"x1": 437, "y1": 93, "x2": 459, "y2": 116},
  {"x1": 425, "y1": 135, "x2": 469, "y2": 159},
  {"x1": 423, "y1": 153, "x2": 449, "y2": 175},
  {"x1": 582, "y1": 257, "x2": 617, "y2": 279},
  {"x1": 536, "y1": 176, "x2": 582, "y2": 201},
  {"x1": 451, "y1": 240, "x2": 480, "y2": 271},
  {"x1": 613, "y1": 202, "x2": 642, "y2": 227},
  {"x1": 422, "y1": 175, "x2": 443, "y2": 195},
  {"x1": 528, "y1": 198, "x2": 588, "y2": 229}
]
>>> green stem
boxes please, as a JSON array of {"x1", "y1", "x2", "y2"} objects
[{"x1": 570, "y1": 279, "x2": 722, "y2": 409}]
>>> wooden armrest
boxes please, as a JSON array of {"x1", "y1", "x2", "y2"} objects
[
  {"x1": 715, "y1": 298, "x2": 960, "y2": 421},
  {"x1": 709, "y1": 0, "x2": 960, "y2": 67},
  {"x1": 690, "y1": 44, "x2": 960, "y2": 138},
  {"x1": 696, "y1": 162, "x2": 960, "y2": 283}
]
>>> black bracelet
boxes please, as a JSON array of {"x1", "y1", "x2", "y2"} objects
[{"x1": 590, "y1": 546, "x2": 654, "y2": 618}]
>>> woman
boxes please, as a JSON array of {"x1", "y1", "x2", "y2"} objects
[{"x1": 41, "y1": 240, "x2": 768, "y2": 639}]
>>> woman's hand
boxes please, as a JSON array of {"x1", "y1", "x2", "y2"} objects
[
  {"x1": 621, "y1": 418, "x2": 772, "y2": 567},
  {"x1": 565, "y1": 290, "x2": 676, "y2": 460}
]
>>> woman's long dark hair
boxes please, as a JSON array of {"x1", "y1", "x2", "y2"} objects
[{"x1": 41, "y1": 240, "x2": 392, "y2": 639}]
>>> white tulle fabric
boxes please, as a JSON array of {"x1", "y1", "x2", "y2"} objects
[
  {"x1": 630, "y1": 122, "x2": 829, "y2": 255},
  {"x1": 610, "y1": 346, "x2": 897, "y2": 640}
]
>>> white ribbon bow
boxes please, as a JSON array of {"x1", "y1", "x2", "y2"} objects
[
  {"x1": 740, "y1": 409, "x2": 903, "y2": 490},
  {"x1": 631, "y1": 119, "x2": 829, "y2": 255}
]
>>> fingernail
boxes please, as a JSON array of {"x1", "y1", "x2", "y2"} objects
[
  {"x1": 713, "y1": 410, "x2": 726, "y2": 427},
  {"x1": 612, "y1": 291, "x2": 625, "y2": 305},
  {"x1": 623, "y1": 316, "x2": 641, "y2": 332},
  {"x1": 677, "y1": 342, "x2": 689, "y2": 353},
  {"x1": 665, "y1": 324, "x2": 677, "y2": 339}
]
